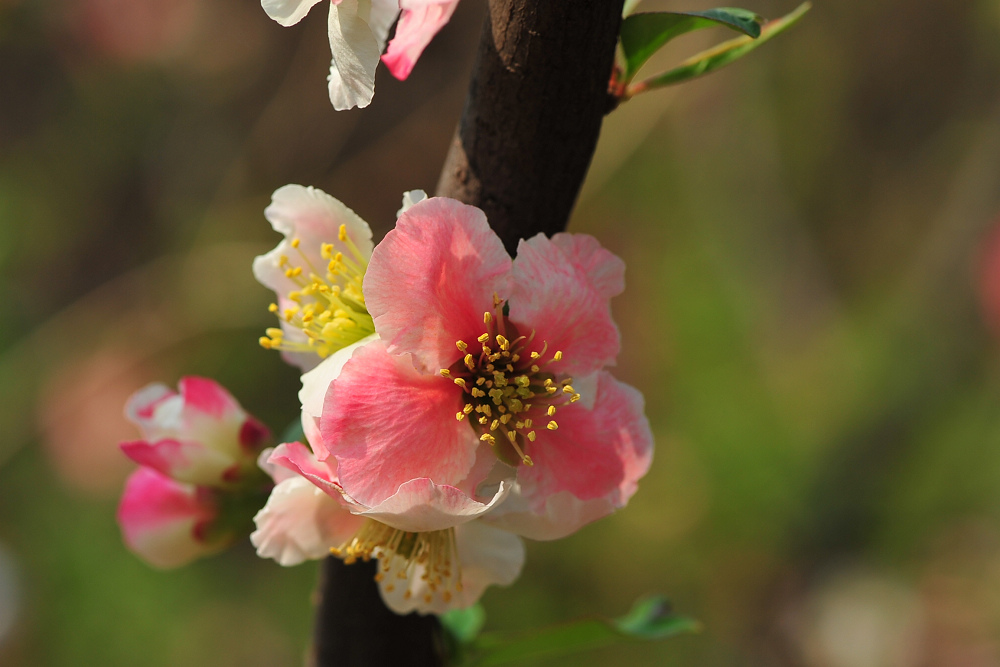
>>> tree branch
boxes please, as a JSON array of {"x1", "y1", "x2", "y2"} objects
[{"x1": 311, "y1": 1, "x2": 623, "y2": 664}]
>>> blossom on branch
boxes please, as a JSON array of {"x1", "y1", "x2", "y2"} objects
[
  {"x1": 259, "y1": 0, "x2": 460, "y2": 110},
  {"x1": 315, "y1": 197, "x2": 653, "y2": 536}
]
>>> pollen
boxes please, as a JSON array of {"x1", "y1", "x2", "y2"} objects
[
  {"x1": 441, "y1": 303, "x2": 584, "y2": 469},
  {"x1": 260, "y1": 231, "x2": 374, "y2": 360},
  {"x1": 334, "y1": 520, "x2": 462, "y2": 606}
]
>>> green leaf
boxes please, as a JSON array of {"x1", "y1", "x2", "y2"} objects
[
  {"x1": 620, "y1": 8, "x2": 763, "y2": 81},
  {"x1": 442, "y1": 604, "x2": 487, "y2": 645},
  {"x1": 629, "y1": 2, "x2": 811, "y2": 95},
  {"x1": 458, "y1": 596, "x2": 699, "y2": 666}
]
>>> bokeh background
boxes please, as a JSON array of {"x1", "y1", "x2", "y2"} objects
[{"x1": 3, "y1": 0, "x2": 1000, "y2": 664}]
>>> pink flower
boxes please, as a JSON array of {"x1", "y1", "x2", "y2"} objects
[
  {"x1": 313, "y1": 197, "x2": 653, "y2": 538},
  {"x1": 258, "y1": 0, "x2": 460, "y2": 110},
  {"x1": 251, "y1": 443, "x2": 522, "y2": 614},
  {"x1": 117, "y1": 467, "x2": 224, "y2": 569},
  {"x1": 120, "y1": 377, "x2": 270, "y2": 487}
]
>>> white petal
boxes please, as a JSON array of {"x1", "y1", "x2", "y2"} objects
[
  {"x1": 261, "y1": 0, "x2": 325, "y2": 26},
  {"x1": 480, "y1": 484, "x2": 616, "y2": 541},
  {"x1": 368, "y1": 0, "x2": 403, "y2": 52},
  {"x1": 396, "y1": 189, "x2": 428, "y2": 218},
  {"x1": 326, "y1": 0, "x2": 384, "y2": 111},
  {"x1": 251, "y1": 477, "x2": 364, "y2": 566},
  {"x1": 378, "y1": 522, "x2": 524, "y2": 615}
]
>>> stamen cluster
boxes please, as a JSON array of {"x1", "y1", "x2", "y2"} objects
[
  {"x1": 259, "y1": 225, "x2": 375, "y2": 358},
  {"x1": 440, "y1": 295, "x2": 581, "y2": 468},
  {"x1": 333, "y1": 520, "x2": 462, "y2": 605}
]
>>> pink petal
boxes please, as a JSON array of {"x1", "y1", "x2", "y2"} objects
[
  {"x1": 179, "y1": 377, "x2": 241, "y2": 420},
  {"x1": 298, "y1": 334, "x2": 378, "y2": 460},
  {"x1": 124, "y1": 383, "x2": 174, "y2": 427},
  {"x1": 251, "y1": 477, "x2": 366, "y2": 566},
  {"x1": 550, "y1": 233, "x2": 625, "y2": 300},
  {"x1": 516, "y1": 372, "x2": 653, "y2": 506},
  {"x1": 481, "y1": 487, "x2": 620, "y2": 541},
  {"x1": 320, "y1": 340, "x2": 480, "y2": 507},
  {"x1": 381, "y1": 1, "x2": 459, "y2": 80},
  {"x1": 508, "y1": 233, "x2": 621, "y2": 378},
  {"x1": 120, "y1": 439, "x2": 236, "y2": 487},
  {"x1": 364, "y1": 198, "x2": 512, "y2": 373},
  {"x1": 268, "y1": 442, "x2": 345, "y2": 499},
  {"x1": 116, "y1": 468, "x2": 217, "y2": 569},
  {"x1": 359, "y1": 477, "x2": 510, "y2": 533}
]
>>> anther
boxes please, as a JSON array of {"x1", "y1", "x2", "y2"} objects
[
  {"x1": 484, "y1": 312, "x2": 492, "y2": 324},
  {"x1": 456, "y1": 340, "x2": 468, "y2": 352},
  {"x1": 291, "y1": 238, "x2": 301, "y2": 248},
  {"x1": 454, "y1": 378, "x2": 467, "y2": 388},
  {"x1": 477, "y1": 333, "x2": 490, "y2": 343},
  {"x1": 338, "y1": 224, "x2": 348, "y2": 241},
  {"x1": 440, "y1": 369, "x2": 451, "y2": 377},
  {"x1": 553, "y1": 351, "x2": 563, "y2": 361},
  {"x1": 456, "y1": 412, "x2": 466, "y2": 421},
  {"x1": 547, "y1": 421, "x2": 559, "y2": 430},
  {"x1": 547, "y1": 405, "x2": 557, "y2": 416}
]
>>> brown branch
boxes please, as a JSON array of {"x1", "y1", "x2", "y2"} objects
[
  {"x1": 311, "y1": 1, "x2": 624, "y2": 665},
  {"x1": 437, "y1": 0, "x2": 625, "y2": 251}
]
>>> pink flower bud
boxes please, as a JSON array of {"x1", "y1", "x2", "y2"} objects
[
  {"x1": 120, "y1": 377, "x2": 269, "y2": 487},
  {"x1": 116, "y1": 468, "x2": 221, "y2": 569}
]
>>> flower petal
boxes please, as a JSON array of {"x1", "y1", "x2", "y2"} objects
[
  {"x1": 261, "y1": 0, "x2": 324, "y2": 27},
  {"x1": 359, "y1": 477, "x2": 511, "y2": 533},
  {"x1": 508, "y1": 233, "x2": 622, "y2": 377},
  {"x1": 299, "y1": 333, "x2": 378, "y2": 458},
  {"x1": 481, "y1": 486, "x2": 618, "y2": 541},
  {"x1": 268, "y1": 441, "x2": 345, "y2": 499},
  {"x1": 516, "y1": 372, "x2": 653, "y2": 509},
  {"x1": 379, "y1": 521, "x2": 524, "y2": 615},
  {"x1": 117, "y1": 468, "x2": 217, "y2": 569},
  {"x1": 251, "y1": 477, "x2": 366, "y2": 566},
  {"x1": 253, "y1": 185, "x2": 374, "y2": 372},
  {"x1": 321, "y1": 339, "x2": 480, "y2": 507},
  {"x1": 549, "y1": 233, "x2": 625, "y2": 300},
  {"x1": 120, "y1": 439, "x2": 236, "y2": 487},
  {"x1": 382, "y1": 1, "x2": 459, "y2": 80},
  {"x1": 326, "y1": 0, "x2": 383, "y2": 111},
  {"x1": 364, "y1": 198, "x2": 512, "y2": 372}
]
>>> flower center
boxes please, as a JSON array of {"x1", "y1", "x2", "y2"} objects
[
  {"x1": 259, "y1": 225, "x2": 375, "y2": 359},
  {"x1": 440, "y1": 296, "x2": 581, "y2": 467},
  {"x1": 332, "y1": 520, "x2": 462, "y2": 604}
]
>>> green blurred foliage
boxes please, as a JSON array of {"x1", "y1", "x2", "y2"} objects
[{"x1": 3, "y1": 0, "x2": 1000, "y2": 665}]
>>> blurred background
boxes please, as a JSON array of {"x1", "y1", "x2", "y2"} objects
[{"x1": 3, "y1": 0, "x2": 1000, "y2": 664}]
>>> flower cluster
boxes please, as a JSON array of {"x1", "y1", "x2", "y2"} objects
[
  {"x1": 261, "y1": 0, "x2": 460, "y2": 110},
  {"x1": 117, "y1": 378, "x2": 272, "y2": 568},
  {"x1": 249, "y1": 185, "x2": 653, "y2": 613}
]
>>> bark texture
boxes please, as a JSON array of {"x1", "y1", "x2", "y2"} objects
[
  {"x1": 312, "y1": 1, "x2": 623, "y2": 665},
  {"x1": 437, "y1": 0, "x2": 624, "y2": 251}
]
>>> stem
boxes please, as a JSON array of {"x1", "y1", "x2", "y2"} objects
[{"x1": 311, "y1": 1, "x2": 624, "y2": 665}]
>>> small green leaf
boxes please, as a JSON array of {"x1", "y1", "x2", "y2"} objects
[
  {"x1": 620, "y1": 8, "x2": 763, "y2": 81},
  {"x1": 614, "y1": 595, "x2": 700, "y2": 639},
  {"x1": 458, "y1": 595, "x2": 698, "y2": 666},
  {"x1": 629, "y1": 2, "x2": 811, "y2": 95},
  {"x1": 442, "y1": 604, "x2": 487, "y2": 645}
]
